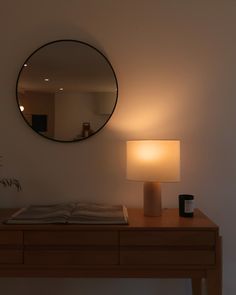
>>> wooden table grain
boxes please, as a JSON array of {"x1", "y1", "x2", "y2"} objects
[{"x1": 0, "y1": 208, "x2": 222, "y2": 295}]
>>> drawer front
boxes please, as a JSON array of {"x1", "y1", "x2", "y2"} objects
[
  {"x1": 0, "y1": 231, "x2": 23, "y2": 245},
  {"x1": 24, "y1": 230, "x2": 119, "y2": 265},
  {"x1": 0, "y1": 250, "x2": 23, "y2": 264},
  {"x1": 120, "y1": 230, "x2": 215, "y2": 246},
  {"x1": 24, "y1": 247, "x2": 119, "y2": 265},
  {"x1": 24, "y1": 231, "x2": 118, "y2": 246},
  {"x1": 0, "y1": 231, "x2": 23, "y2": 264},
  {"x1": 120, "y1": 248, "x2": 215, "y2": 265}
]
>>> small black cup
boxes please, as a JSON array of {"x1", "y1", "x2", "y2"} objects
[{"x1": 179, "y1": 194, "x2": 194, "y2": 217}]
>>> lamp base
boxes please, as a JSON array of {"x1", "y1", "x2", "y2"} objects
[{"x1": 143, "y1": 182, "x2": 162, "y2": 216}]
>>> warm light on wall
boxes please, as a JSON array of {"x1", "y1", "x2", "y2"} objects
[
  {"x1": 126, "y1": 140, "x2": 180, "y2": 216},
  {"x1": 107, "y1": 85, "x2": 187, "y2": 136}
]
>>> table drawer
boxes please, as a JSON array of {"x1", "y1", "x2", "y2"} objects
[
  {"x1": 0, "y1": 231, "x2": 23, "y2": 245},
  {"x1": 24, "y1": 247, "x2": 119, "y2": 265},
  {"x1": 120, "y1": 248, "x2": 215, "y2": 265},
  {"x1": 24, "y1": 231, "x2": 118, "y2": 246},
  {"x1": 0, "y1": 250, "x2": 23, "y2": 264},
  {"x1": 24, "y1": 231, "x2": 119, "y2": 265},
  {"x1": 0, "y1": 231, "x2": 23, "y2": 264},
  {"x1": 120, "y1": 231, "x2": 215, "y2": 246}
]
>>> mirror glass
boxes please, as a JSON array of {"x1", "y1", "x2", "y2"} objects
[{"x1": 16, "y1": 40, "x2": 118, "y2": 142}]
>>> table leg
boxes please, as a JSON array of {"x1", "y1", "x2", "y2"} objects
[
  {"x1": 191, "y1": 278, "x2": 202, "y2": 295},
  {"x1": 206, "y1": 236, "x2": 222, "y2": 295}
]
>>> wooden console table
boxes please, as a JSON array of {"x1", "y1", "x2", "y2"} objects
[{"x1": 0, "y1": 208, "x2": 222, "y2": 295}]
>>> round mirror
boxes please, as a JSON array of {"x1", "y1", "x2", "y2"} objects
[{"x1": 16, "y1": 40, "x2": 118, "y2": 142}]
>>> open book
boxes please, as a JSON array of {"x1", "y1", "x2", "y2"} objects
[{"x1": 5, "y1": 202, "x2": 129, "y2": 225}]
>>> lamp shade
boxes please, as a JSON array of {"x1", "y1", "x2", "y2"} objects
[{"x1": 126, "y1": 140, "x2": 180, "y2": 182}]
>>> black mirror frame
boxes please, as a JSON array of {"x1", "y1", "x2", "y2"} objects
[{"x1": 16, "y1": 39, "x2": 118, "y2": 143}]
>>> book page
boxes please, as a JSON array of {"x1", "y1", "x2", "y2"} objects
[
  {"x1": 5, "y1": 203, "x2": 75, "y2": 224},
  {"x1": 69, "y1": 202, "x2": 128, "y2": 224}
]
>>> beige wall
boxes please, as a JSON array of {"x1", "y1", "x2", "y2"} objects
[{"x1": 1, "y1": 0, "x2": 236, "y2": 294}]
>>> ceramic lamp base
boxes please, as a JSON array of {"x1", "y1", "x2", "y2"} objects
[{"x1": 143, "y1": 181, "x2": 162, "y2": 216}]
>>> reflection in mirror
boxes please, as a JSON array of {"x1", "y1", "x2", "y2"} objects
[{"x1": 16, "y1": 40, "x2": 118, "y2": 142}]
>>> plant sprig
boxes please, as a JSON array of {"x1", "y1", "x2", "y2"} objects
[{"x1": 0, "y1": 178, "x2": 22, "y2": 192}]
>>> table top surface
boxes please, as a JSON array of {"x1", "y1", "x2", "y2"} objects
[{"x1": 0, "y1": 208, "x2": 218, "y2": 231}]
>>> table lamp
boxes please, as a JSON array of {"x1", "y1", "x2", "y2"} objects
[{"x1": 126, "y1": 140, "x2": 180, "y2": 216}]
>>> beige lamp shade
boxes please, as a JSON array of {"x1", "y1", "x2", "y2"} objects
[{"x1": 126, "y1": 140, "x2": 180, "y2": 182}]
